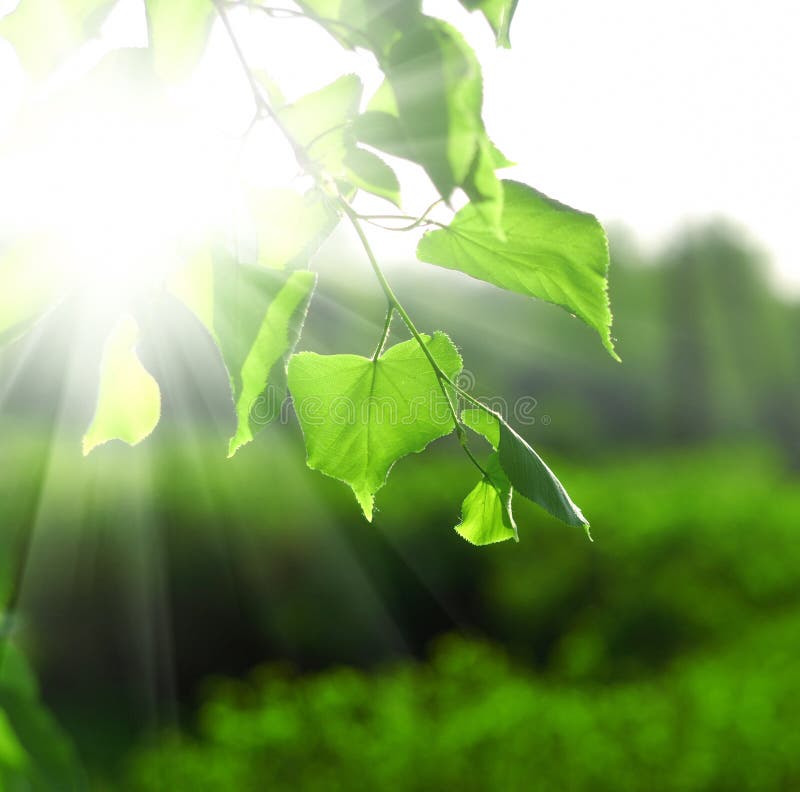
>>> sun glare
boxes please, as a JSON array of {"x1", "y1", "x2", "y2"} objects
[{"x1": 2, "y1": 105, "x2": 238, "y2": 307}]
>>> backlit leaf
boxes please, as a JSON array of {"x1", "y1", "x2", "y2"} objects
[
  {"x1": 357, "y1": 18, "x2": 483, "y2": 202},
  {"x1": 278, "y1": 76, "x2": 401, "y2": 206},
  {"x1": 288, "y1": 333, "x2": 462, "y2": 520},
  {"x1": 168, "y1": 250, "x2": 317, "y2": 456},
  {"x1": 83, "y1": 315, "x2": 161, "y2": 455},
  {"x1": 456, "y1": 453, "x2": 517, "y2": 545},
  {"x1": 355, "y1": 17, "x2": 504, "y2": 225},
  {"x1": 461, "y1": 407, "x2": 499, "y2": 449},
  {"x1": 417, "y1": 180, "x2": 617, "y2": 358},
  {"x1": 498, "y1": 419, "x2": 588, "y2": 532},
  {"x1": 463, "y1": 407, "x2": 588, "y2": 531}
]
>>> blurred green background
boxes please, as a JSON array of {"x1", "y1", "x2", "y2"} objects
[{"x1": 3, "y1": 221, "x2": 800, "y2": 790}]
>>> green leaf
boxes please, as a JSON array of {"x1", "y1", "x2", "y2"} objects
[
  {"x1": 343, "y1": 147, "x2": 401, "y2": 207},
  {"x1": 458, "y1": 0, "x2": 519, "y2": 47},
  {"x1": 83, "y1": 315, "x2": 161, "y2": 455},
  {"x1": 294, "y1": 0, "x2": 421, "y2": 55},
  {"x1": 354, "y1": 17, "x2": 505, "y2": 225},
  {"x1": 0, "y1": 239, "x2": 67, "y2": 347},
  {"x1": 417, "y1": 180, "x2": 618, "y2": 358},
  {"x1": 455, "y1": 453, "x2": 517, "y2": 545},
  {"x1": 145, "y1": 0, "x2": 215, "y2": 82},
  {"x1": 498, "y1": 419, "x2": 588, "y2": 532},
  {"x1": 248, "y1": 188, "x2": 339, "y2": 270},
  {"x1": 288, "y1": 333, "x2": 462, "y2": 520},
  {"x1": 278, "y1": 74, "x2": 362, "y2": 175},
  {"x1": 356, "y1": 18, "x2": 484, "y2": 203},
  {"x1": 461, "y1": 134, "x2": 507, "y2": 237},
  {"x1": 168, "y1": 250, "x2": 317, "y2": 457},
  {"x1": 0, "y1": 0, "x2": 117, "y2": 78},
  {"x1": 464, "y1": 408, "x2": 588, "y2": 532},
  {"x1": 461, "y1": 407, "x2": 500, "y2": 449},
  {"x1": 277, "y1": 76, "x2": 401, "y2": 206}
]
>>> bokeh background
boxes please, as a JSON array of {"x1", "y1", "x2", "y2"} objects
[{"x1": 3, "y1": 1, "x2": 800, "y2": 790}]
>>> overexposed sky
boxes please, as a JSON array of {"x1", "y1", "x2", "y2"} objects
[
  {"x1": 1, "y1": 0, "x2": 798, "y2": 288},
  {"x1": 475, "y1": 0, "x2": 800, "y2": 289}
]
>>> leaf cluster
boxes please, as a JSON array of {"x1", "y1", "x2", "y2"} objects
[{"x1": 0, "y1": 0, "x2": 617, "y2": 545}]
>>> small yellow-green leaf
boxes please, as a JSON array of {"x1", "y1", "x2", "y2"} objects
[
  {"x1": 83, "y1": 315, "x2": 161, "y2": 455},
  {"x1": 456, "y1": 453, "x2": 517, "y2": 545}
]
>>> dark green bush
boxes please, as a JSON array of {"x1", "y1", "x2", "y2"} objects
[{"x1": 126, "y1": 609, "x2": 800, "y2": 792}]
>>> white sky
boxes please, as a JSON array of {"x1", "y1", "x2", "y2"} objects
[{"x1": 1, "y1": 0, "x2": 799, "y2": 288}]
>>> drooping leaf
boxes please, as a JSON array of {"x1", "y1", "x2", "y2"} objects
[
  {"x1": 455, "y1": 453, "x2": 517, "y2": 545},
  {"x1": 0, "y1": 239, "x2": 67, "y2": 347},
  {"x1": 463, "y1": 407, "x2": 588, "y2": 531},
  {"x1": 145, "y1": 0, "x2": 215, "y2": 82},
  {"x1": 248, "y1": 188, "x2": 339, "y2": 270},
  {"x1": 168, "y1": 250, "x2": 317, "y2": 456},
  {"x1": 498, "y1": 419, "x2": 588, "y2": 532},
  {"x1": 458, "y1": 0, "x2": 519, "y2": 47},
  {"x1": 288, "y1": 333, "x2": 462, "y2": 520},
  {"x1": 354, "y1": 17, "x2": 504, "y2": 226},
  {"x1": 0, "y1": 0, "x2": 117, "y2": 78},
  {"x1": 417, "y1": 180, "x2": 618, "y2": 358},
  {"x1": 83, "y1": 315, "x2": 161, "y2": 455},
  {"x1": 356, "y1": 18, "x2": 483, "y2": 203}
]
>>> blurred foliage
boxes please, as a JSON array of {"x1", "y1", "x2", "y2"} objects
[
  {"x1": 2, "y1": 222, "x2": 800, "y2": 785},
  {"x1": 0, "y1": 644, "x2": 85, "y2": 790},
  {"x1": 126, "y1": 616, "x2": 800, "y2": 792}
]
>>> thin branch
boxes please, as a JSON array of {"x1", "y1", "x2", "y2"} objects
[
  {"x1": 371, "y1": 306, "x2": 393, "y2": 361},
  {"x1": 215, "y1": 5, "x2": 486, "y2": 477},
  {"x1": 341, "y1": 200, "x2": 486, "y2": 476}
]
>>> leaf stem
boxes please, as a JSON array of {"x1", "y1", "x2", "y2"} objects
[
  {"x1": 341, "y1": 201, "x2": 486, "y2": 476},
  {"x1": 357, "y1": 199, "x2": 446, "y2": 231},
  {"x1": 228, "y1": 1, "x2": 381, "y2": 51},
  {"x1": 213, "y1": 0, "x2": 309, "y2": 170},
  {"x1": 216, "y1": 5, "x2": 487, "y2": 478},
  {"x1": 372, "y1": 306, "x2": 393, "y2": 361}
]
